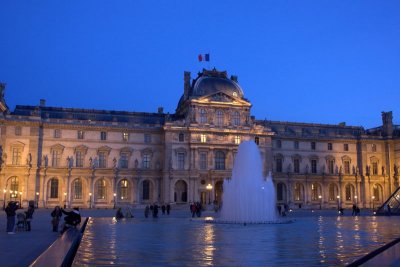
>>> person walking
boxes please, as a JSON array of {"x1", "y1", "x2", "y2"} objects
[
  {"x1": 25, "y1": 201, "x2": 35, "y2": 231},
  {"x1": 166, "y1": 203, "x2": 171, "y2": 215},
  {"x1": 5, "y1": 201, "x2": 19, "y2": 234},
  {"x1": 51, "y1": 206, "x2": 63, "y2": 232}
]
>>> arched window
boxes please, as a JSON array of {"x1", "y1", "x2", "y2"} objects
[
  {"x1": 73, "y1": 179, "x2": 83, "y2": 199},
  {"x1": 373, "y1": 184, "x2": 382, "y2": 201},
  {"x1": 311, "y1": 183, "x2": 320, "y2": 201},
  {"x1": 120, "y1": 179, "x2": 129, "y2": 200},
  {"x1": 97, "y1": 179, "x2": 107, "y2": 200},
  {"x1": 216, "y1": 110, "x2": 224, "y2": 126},
  {"x1": 215, "y1": 151, "x2": 225, "y2": 170},
  {"x1": 9, "y1": 177, "x2": 19, "y2": 199},
  {"x1": 294, "y1": 183, "x2": 303, "y2": 201},
  {"x1": 232, "y1": 111, "x2": 240, "y2": 126},
  {"x1": 200, "y1": 109, "x2": 207, "y2": 124},
  {"x1": 345, "y1": 184, "x2": 355, "y2": 201},
  {"x1": 50, "y1": 178, "x2": 59, "y2": 198},
  {"x1": 143, "y1": 180, "x2": 150, "y2": 200},
  {"x1": 328, "y1": 183, "x2": 338, "y2": 201},
  {"x1": 277, "y1": 183, "x2": 286, "y2": 202}
]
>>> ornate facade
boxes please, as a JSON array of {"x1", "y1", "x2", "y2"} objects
[{"x1": 0, "y1": 69, "x2": 399, "y2": 209}]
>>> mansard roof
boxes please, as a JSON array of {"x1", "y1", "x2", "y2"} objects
[{"x1": 11, "y1": 105, "x2": 167, "y2": 125}]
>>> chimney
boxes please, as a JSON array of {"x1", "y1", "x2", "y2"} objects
[
  {"x1": 382, "y1": 111, "x2": 393, "y2": 136},
  {"x1": 230, "y1": 75, "x2": 238, "y2": 82},
  {"x1": 40, "y1": 99, "x2": 46, "y2": 107},
  {"x1": 184, "y1": 71, "x2": 191, "y2": 100},
  {"x1": 157, "y1": 107, "x2": 164, "y2": 114}
]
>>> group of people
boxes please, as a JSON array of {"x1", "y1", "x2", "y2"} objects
[
  {"x1": 50, "y1": 206, "x2": 81, "y2": 234},
  {"x1": 190, "y1": 202, "x2": 203, "y2": 217},
  {"x1": 144, "y1": 203, "x2": 171, "y2": 218},
  {"x1": 115, "y1": 207, "x2": 134, "y2": 219},
  {"x1": 351, "y1": 204, "x2": 361, "y2": 216},
  {"x1": 5, "y1": 200, "x2": 34, "y2": 234}
]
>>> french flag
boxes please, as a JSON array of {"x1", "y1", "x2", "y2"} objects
[{"x1": 198, "y1": 53, "x2": 210, "y2": 62}]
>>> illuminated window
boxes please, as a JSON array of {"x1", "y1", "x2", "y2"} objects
[
  {"x1": 73, "y1": 179, "x2": 82, "y2": 199},
  {"x1": 97, "y1": 179, "x2": 106, "y2": 200},
  {"x1": 234, "y1": 135, "x2": 241, "y2": 145},
  {"x1": 200, "y1": 134, "x2": 207, "y2": 143},
  {"x1": 120, "y1": 179, "x2": 129, "y2": 200},
  {"x1": 122, "y1": 132, "x2": 129, "y2": 141}
]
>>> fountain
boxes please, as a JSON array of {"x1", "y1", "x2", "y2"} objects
[{"x1": 216, "y1": 140, "x2": 279, "y2": 223}]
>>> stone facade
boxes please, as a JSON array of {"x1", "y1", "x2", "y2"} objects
[{"x1": 0, "y1": 71, "x2": 399, "y2": 209}]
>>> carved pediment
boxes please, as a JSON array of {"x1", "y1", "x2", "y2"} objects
[
  {"x1": 341, "y1": 155, "x2": 352, "y2": 163},
  {"x1": 174, "y1": 147, "x2": 187, "y2": 155},
  {"x1": 325, "y1": 155, "x2": 335, "y2": 162},
  {"x1": 97, "y1": 146, "x2": 112, "y2": 155},
  {"x1": 74, "y1": 145, "x2": 88, "y2": 154},
  {"x1": 120, "y1": 146, "x2": 133, "y2": 156},
  {"x1": 50, "y1": 144, "x2": 65, "y2": 153},
  {"x1": 10, "y1": 141, "x2": 25, "y2": 151},
  {"x1": 141, "y1": 147, "x2": 153, "y2": 157}
]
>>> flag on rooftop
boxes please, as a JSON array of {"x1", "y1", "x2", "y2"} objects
[{"x1": 198, "y1": 53, "x2": 210, "y2": 62}]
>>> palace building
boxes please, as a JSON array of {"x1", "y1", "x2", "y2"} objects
[{"x1": 0, "y1": 68, "x2": 399, "y2": 210}]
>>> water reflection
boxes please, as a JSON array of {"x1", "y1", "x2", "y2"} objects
[{"x1": 74, "y1": 215, "x2": 400, "y2": 267}]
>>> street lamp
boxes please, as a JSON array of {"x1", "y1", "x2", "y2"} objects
[
  {"x1": 36, "y1": 192, "x2": 39, "y2": 208},
  {"x1": 64, "y1": 192, "x2": 67, "y2": 208},
  {"x1": 206, "y1": 183, "x2": 213, "y2": 204},
  {"x1": 89, "y1": 193, "x2": 92, "y2": 209},
  {"x1": 337, "y1": 195, "x2": 340, "y2": 211},
  {"x1": 19, "y1": 192, "x2": 22, "y2": 207},
  {"x1": 354, "y1": 195, "x2": 358, "y2": 206},
  {"x1": 113, "y1": 193, "x2": 116, "y2": 209},
  {"x1": 318, "y1": 195, "x2": 322, "y2": 210},
  {"x1": 3, "y1": 189, "x2": 6, "y2": 210}
]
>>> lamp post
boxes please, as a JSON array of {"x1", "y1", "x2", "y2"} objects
[
  {"x1": 36, "y1": 192, "x2": 39, "y2": 208},
  {"x1": 372, "y1": 195, "x2": 375, "y2": 211},
  {"x1": 206, "y1": 183, "x2": 213, "y2": 204},
  {"x1": 113, "y1": 193, "x2": 116, "y2": 209},
  {"x1": 3, "y1": 189, "x2": 6, "y2": 210},
  {"x1": 19, "y1": 192, "x2": 22, "y2": 207},
  {"x1": 89, "y1": 193, "x2": 92, "y2": 209},
  {"x1": 64, "y1": 192, "x2": 67, "y2": 208},
  {"x1": 354, "y1": 195, "x2": 358, "y2": 206},
  {"x1": 337, "y1": 195, "x2": 340, "y2": 211},
  {"x1": 318, "y1": 195, "x2": 322, "y2": 210}
]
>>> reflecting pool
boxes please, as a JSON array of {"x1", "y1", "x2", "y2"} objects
[{"x1": 73, "y1": 213, "x2": 400, "y2": 266}]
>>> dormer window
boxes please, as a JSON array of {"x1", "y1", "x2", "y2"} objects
[
  {"x1": 216, "y1": 110, "x2": 224, "y2": 126},
  {"x1": 233, "y1": 92, "x2": 238, "y2": 97}
]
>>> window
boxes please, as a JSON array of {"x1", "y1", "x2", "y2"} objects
[
  {"x1": 143, "y1": 154, "x2": 151, "y2": 169},
  {"x1": 179, "y1": 133, "x2": 184, "y2": 142},
  {"x1": 311, "y1": 159, "x2": 317, "y2": 174},
  {"x1": 200, "y1": 152, "x2": 207, "y2": 170},
  {"x1": 120, "y1": 179, "x2": 128, "y2": 200},
  {"x1": 345, "y1": 184, "x2": 354, "y2": 201},
  {"x1": 200, "y1": 109, "x2": 207, "y2": 124},
  {"x1": 98, "y1": 152, "x2": 107, "y2": 168},
  {"x1": 372, "y1": 144, "x2": 377, "y2": 152},
  {"x1": 328, "y1": 143, "x2": 332, "y2": 151},
  {"x1": 97, "y1": 179, "x2": 106, "y2": 199},
  {"x1": 200, "y1": 134, "x2": 207, "y2": 143},
  {"x1": 15, "y1": 126, "x2": 21, "y2": 136},
  {"x1": 215, "y1": 151, "x2": 225, "y2": 170},
  {"x1": 12, "y1": 148, "x2": 22, "y2": 165},
  {"x1": 120, "y1": 153, "x2": 129, "y2": 169},
  {"x1": 344, "y1": 161, "x2": 350, "y2": 174},
  {"x1": 77, "y1": 130, "x2": 84, "y2": 139},
  {"x1": 276, "y1": 140, "x2": 282, "y2": 149},
  {"x1": 277, "y1": 183, "x2": 285, "y2": 201},
  {"x1": 9, "y1": 177, "x2": 19, "y2": 198},
  {"x1": 54, "y1": 129, "x2": 61, "y2": 138},
  {"x1": 276, "y1": 158, "x2": 283, "y2": 173},
  {"x1": 216, "y1": 110, "x2": 224, "y2": 126},
  {"x1": 254, "y1": 137, "x2": 260, "y2": 145},
  {"x1": 144, "y1": 134, "x2": 151, "y2": 143},
  {"x1": 52, "y1": 150, "x2": 61, "y2": 167},
  {"x1": 311, "y1": 183, "x2": 319, "y2": 201},
  {"x1": 143, "y1": 180, "x2": 150, "y2": 200},
  {"x1": 372, "y1": 162, "x2": 378, "y2": 175},
  {"x1": 373, "y1": 185, "x2": 381, "y2": 201},
  {"x1": 177, "y1": 153, "x2": 185, "y2": 170},
  {"x1": 100, "y1": 131, "x2": 107, "y2": 140},
  {"x1": 328, "y1": 160, "x2": 335, "y2": 174},
  {"x1": 50, "y1": 178, "x2": 59, "y2": 198},
  {"x1": 232, "y1": 111, "x2": 240, "y2": 126},
  {"x1": 311, "y1": 142, "x2": 316, "y2": 150},
  {"x1": 76, "y1": 151, "x2": 84, "y2": 167},
  {"x1": 328, "y1": 184, "x2": 337, "y2": 201},
  {"x1": 234, "y1": 135, "x2": 241, "y2": 145},
  {"x1": 294, "y1": 141, "x2": 299, "y2": 149},
  {"x1": 294, "y1": 183, "x2": 302, "y2": 201},
  {"x1": 294, "y1": 159, "x2": 300, "y2": 173},
  {"x1": 122, "y1": 132, "x2": 129, "y2": 141},
  {"x1": 344, "y1": 144, "x2": 349, "y2": 151},
  {"x1": 73, "y1": 179, "x2": 82, "y2": 199}
]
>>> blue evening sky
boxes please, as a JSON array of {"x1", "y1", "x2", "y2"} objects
[{"x1": 1, "y1": 1, "x2": 399, "y2": 128}]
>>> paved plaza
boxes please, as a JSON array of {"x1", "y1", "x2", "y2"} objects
[{"x1": 0, "y1": 206, "x2": 384, "y2": 267}]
